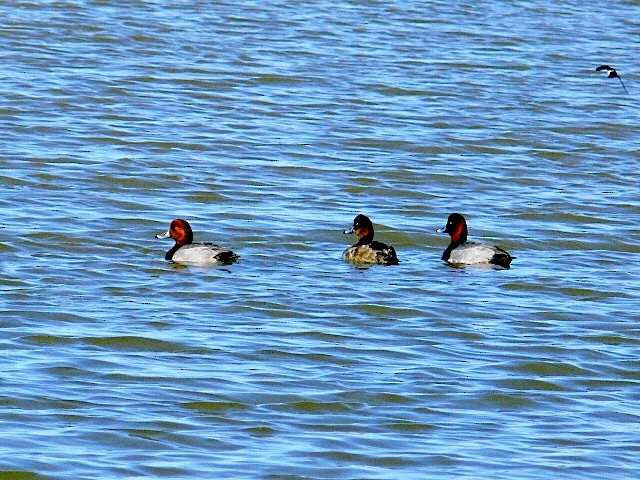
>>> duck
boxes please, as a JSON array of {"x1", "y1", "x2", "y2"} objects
[
  {"x1": 156, "y1": 218, "x2": 238, "y2": 265},
  {"x1": 343, "y1": 214, "x2": 399, "y2": 266},
  {"x1": 437, "y1": 213, "x2": 513, "y2": 268}
]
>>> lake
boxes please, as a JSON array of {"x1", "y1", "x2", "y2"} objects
[{"x1": 1, "y1": 1, "x2": 639, "y2": 479}]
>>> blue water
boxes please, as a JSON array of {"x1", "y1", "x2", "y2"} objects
[{"x1": 1, "y1": 1, "x2": 639, "y2": 479}]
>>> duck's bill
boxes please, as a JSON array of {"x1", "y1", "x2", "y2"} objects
[
  {"x1": 155, "y1": 230, "x2": 170, "y2": 239},
  {"x1": 436, "y1": 226, "x2": 446, "y2": 233},
  {"x1": 343, "y1": 228, "x2": 354, "y2": 235}
]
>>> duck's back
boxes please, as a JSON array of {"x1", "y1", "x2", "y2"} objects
[
  {"x1": 172, "y1": 243, "x2": 238, "y2": 265},
  {"x1": 343, "y1": 241, "x2": 399, "y2": 266},
  {"x1": 447, "y1": 242, "x2": 512, "y2": 267}
]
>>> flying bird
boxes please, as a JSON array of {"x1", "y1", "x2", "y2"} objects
[{"x1": 596, "y1": 65, "x2": 628, "y2": 94}]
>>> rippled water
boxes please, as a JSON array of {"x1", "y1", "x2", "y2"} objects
[{"x1": 2, "y1": 1, "x2": 640, "y2": 479}]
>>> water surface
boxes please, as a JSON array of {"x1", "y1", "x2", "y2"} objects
[{"x1": 1, "y1": 1, "x2": 639, "y2": 479}]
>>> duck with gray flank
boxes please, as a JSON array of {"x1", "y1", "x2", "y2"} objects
[
  {"x1": 156, "y1": 218, "x2": 238, "y2": 265},
  {"x1": 437, "y1": 213, "x2": 513, "y2": 268}
]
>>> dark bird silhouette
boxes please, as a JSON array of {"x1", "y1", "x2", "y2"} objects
[{"x1": 596, "y1": 65, "x2": 628, "y2": 94}]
